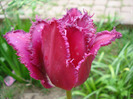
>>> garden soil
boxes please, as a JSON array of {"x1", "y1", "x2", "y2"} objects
[{"x1": 20, "y1": 87, "x2": 65, "y2": 99}]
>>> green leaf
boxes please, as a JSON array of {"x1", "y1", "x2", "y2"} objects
[
  {"x1": 72, "y1": 90, "x2": 87, "y2": 97},
  {"x1": 108, "y1": 65, "x2": 115, "y2": 78},
  {"x1": 105, "y1": 85, "x2": 117, "y2": 92},
  {"x1": 83, "y1": 91, "x2": 97, "y2": 99}
]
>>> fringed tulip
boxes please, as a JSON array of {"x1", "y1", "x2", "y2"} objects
[{"x1": 4, "y1": 8, "x2": 122, "y2": 91}]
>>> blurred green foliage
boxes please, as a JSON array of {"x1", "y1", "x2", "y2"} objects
[
  {"x1": 73, "y1": 43, "x2": 133, "y2": 99},
  {"x1": 0, "y1": 1, "x2": 133, "y2": 98},
  {"x1": 1, "y1": 0, "x2": 51, "y2": 18}
]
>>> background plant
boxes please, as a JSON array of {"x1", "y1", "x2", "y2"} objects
[
  {"x1": 0, "y1": 0, "x2": 51, "y2": 18},
  {"x1": 0, "y1": 1, "x2": 133, "y2": 98}
]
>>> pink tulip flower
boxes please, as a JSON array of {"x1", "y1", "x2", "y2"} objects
[{"x1": 4, "y1": 8, "x2": 122, "y2": 91}]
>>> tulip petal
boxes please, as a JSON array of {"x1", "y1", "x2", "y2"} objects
[
  {"x1": 30, "y1": 19, "x2": 54, "y2": 88},
  {"x1": 66, "y1": 8, "x2": 82, "y2": 18},
  {"x1": 60, "y1": 8, "x2": 82, "y2": 23},
  {"x1": 41, "y1": 76, "x2": 54, "y2": 88},
  {"x1": 75, "y1": 53, "x2": 94, "y2": 86},
  {"x1": 66, "y1": 26, "x2": 86, "y2": 66},
  {"x1": 4, "y1": 30, "x2": 41, "y2": 79},
  {"x1": 42, "y1": 20, "x2": 77, "y2": 90},
  {"x1": 89, "y1": 29, "x2": 122, "y2": 55},
  {"x1": 4, "y1": 30, "x2": 53, "y2": 88},
  {"x1": 30, "y1": 19, "x2": 47, "y2": 69},
  {"x1": 74, "y1": 12, "x2": 96, "y2": 33}
]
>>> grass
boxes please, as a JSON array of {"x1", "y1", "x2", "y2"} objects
[
  {"x1": 0, "y1": 82, "x2": 49, "y2": 99},
  {"x1": 73, "y1": 42, "x2": 133, "y2": 99},
  {"x1": 0, "y1": 83, "x2": 26, "y2": 99}
]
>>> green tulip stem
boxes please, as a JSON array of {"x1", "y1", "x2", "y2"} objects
[{"x1": 66, "y1": 90, "x2": 72, "y2": 99}]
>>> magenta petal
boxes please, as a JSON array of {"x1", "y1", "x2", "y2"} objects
[
  {"x1": 30, "y1": 20, "x2": 54, "y2": 88},
  {"x1": 42, "y1": 20, "x2": 77, "y2": 90},
  {"x1": 4, "y1": 30, "x2": 42, "y2": 79},
  {"x1": 89, "y1": 29, "x2": 122, "y2": 55},
  {"x1": 75, "y1": 12, "x2": 96, "y2": 33},
  {"x1": 66, "y1": 8, "x2": 81, "y2": 18},
  {"x1": 60, "y1": 8, "x2": 82, "y2": 23},
  {"x1": 75, "y1": 53, "x2": 94, "y2": 86},
  {"x1": 66, "y1": 26, "x2": 86, "y2": 66},
  {"x1": 4, "y1": 30, "x2": 53, "y2": 88},
  {"x1": 30, "y1": 20, "x2": 46, "y2": 69},
  {"x1": 41, "y1": 77, "x2": 54, "y2": 88}
]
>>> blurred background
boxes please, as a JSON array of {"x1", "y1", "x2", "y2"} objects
[{"x1": 0, "y1": 0, "x2": 133, "y2": 99}]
